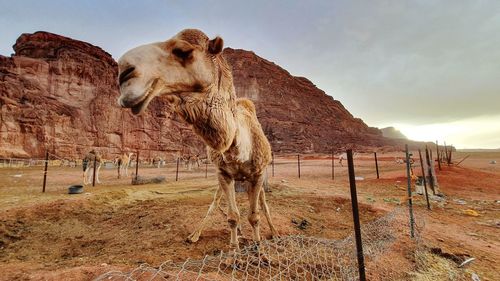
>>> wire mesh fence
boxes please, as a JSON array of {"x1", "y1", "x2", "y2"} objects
[
  {"x1": 95, "y1": 208, "x2": 410, "y2": 281},
  {"x1": 0, "y1": 152, "x2": 412, "y2": 195}
]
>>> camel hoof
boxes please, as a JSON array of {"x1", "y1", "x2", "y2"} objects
[{"x1": 186, "y1": 232, "x2": 200, "y2": 243}]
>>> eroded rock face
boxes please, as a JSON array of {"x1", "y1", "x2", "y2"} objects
[
  {"x1": 0, "y1": 32, "x2": 203, "y2": 160},
  {"x1": 0, "y1": 32, "x2": 396, "y2": 160},
  {"x1": 224, "y1": 48, "x2": 393, "y2": 153}
]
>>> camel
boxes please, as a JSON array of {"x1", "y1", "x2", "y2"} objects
[
  {"x1": 152, "y1": 155, "x2": 163, "y2": 168},
  {"x1": 182, "y1": 154, "x2": 200, "y2": 170},
  {"x1": 338, "y1": 152, "x2": 358, "y2": 167},
  {"x1": 117, "y1": 29, "x2": 279, "y2": 249},
  {"x1": 114, "y1": 152, "x2": 134, "y2": 178},
  {"x1": 82, "y1": 149, "x2": 102, "y2": 185}
]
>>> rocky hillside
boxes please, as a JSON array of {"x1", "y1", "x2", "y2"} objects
[
  {"x1": 380, "y1": 126, "x2": 408, "y2": 140},
  {"x1": 0, "y1": 31, "x2": 398, "y2": 160},
  {"x1": 224, "y1": 48, "x2": 393, "y2": 153}
]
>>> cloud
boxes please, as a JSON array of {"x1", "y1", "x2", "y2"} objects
[{"x1": 1, "y1": 0, "x2": 499, "y2": 147}]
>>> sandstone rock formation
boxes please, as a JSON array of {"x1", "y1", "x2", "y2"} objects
[
  {"x1": 380, "y1": 126, "x2": 408, "y2": 140},
  {"x1": 0, "y1": 32, "x2": 204, "y2": 160},
  {"x1": 0, "y1": 31, "x2": 400, "y2": 160},
  {"x1": 224, "y1": 48, "x2": 392, "y2": 153}
]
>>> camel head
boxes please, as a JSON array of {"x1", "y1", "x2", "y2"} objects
[{"x1": 117, "y1": 29, "x2": 225, "y2": 115}]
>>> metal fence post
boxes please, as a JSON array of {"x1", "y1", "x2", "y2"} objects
[
  {"x1": 42, "y1": 151, "x2": 48, "y2": 192},
  {"x1": 331, "y1": 150, "x2": 335, "y2": 180},
  {"x1": 176, "y1": 157, "x2": 180, "y2": 181},
  {"x1": 92, "y1": 156, "x2": 97, "y2": 187},
  {"x1": 346, "y1": 149, "x2": 366, "y2": 281},
  {"x1": 405, "y1": 145, "x2": 415, "y2": 238},
  {"x1": 435, "y1": 140, "x2": 442, "y2": 171},
  {"x1": 297, "y1": 154, "x2": 301, "y2": 178},
  {"x1": 374, "y1": 152, "x2": 379, "y2": 179},
  {"x1": 418, "y1": 149, "x2": 431, "y2": 210},
  {"x1": 135, "y1": 150, "x2": 140, "y2": 181},
  {"x1": 272, "y1": 152, "x2": 275, "y2": 177}
]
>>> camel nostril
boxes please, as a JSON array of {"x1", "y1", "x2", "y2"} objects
[{"x1": 119, "y1": 66, "x2": 136, "y2": 86}]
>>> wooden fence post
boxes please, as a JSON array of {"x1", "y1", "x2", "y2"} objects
[{"x1": 374, "y1": 152, "x2": 379, "y2": 179}]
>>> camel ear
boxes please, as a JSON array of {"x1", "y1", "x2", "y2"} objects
[{"x1": 208, "y1": 36, "x2": 224, "y2": 54}]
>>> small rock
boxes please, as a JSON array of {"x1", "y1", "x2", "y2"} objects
[
  {"x1": 281, "y1": 179, "x2": 287, "y2": 183},
  {"x1": 437, "y1": 238, "x2": 445, "y2": 242},
  {"x1": 101, "y1": 263, "x2": 108, "y2": 267},
  {"x1": 489, "y1": 160, "x2": 496, "y2": 164},
  {"x1": 336, "y1": 207, "x2": 341, "y2": 212},
  {"x1": 453, "y1": 199, "x2": 467, "y2": 205},
  {"x1": 463, "y1": 209, "x2": 480, "y2": 217},
  {"x1": 471, "y1": 272, "x2": 481, "y2": 281}
]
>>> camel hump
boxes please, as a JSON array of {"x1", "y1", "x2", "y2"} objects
[{"x1": 237, "y1": 98, "x2": 256, "y2": 114}]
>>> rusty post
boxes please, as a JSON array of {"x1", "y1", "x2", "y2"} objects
[
  {"x1": 448, "y1": 145, "x2": 453, "y2": 165},
  {"x1": 272, "y1": 152, "x2": 275, "y2": 177},
  {"x1": 346, "y1": 149, "x2": 366, "y2": 281},
  {"x1": 42, "y1": 151, "x2": 49, "y2": 193},
  {"x1": 418, "y1": 149, "x2": 431, "y2": 210},
  {"x1": 205, "y1": 162, "x2": 208, "y2": 178},
  {"x1": 135, "y1": 150, "x2": 140, "y2": 181},
  {"x1": 92, "y1": 156, "x2": 97, "y2": 187},
  {"x1": 297, "y1": 154, "x2": 301, "y2": 178},
  {"x1": 405, "y1": 145, "x2": 415, "y2": 238},
  {"x1": 435, "y1": 140, "x2": 442, "y2": 171},
  {"x1": 176, "y1": 157, "x2": 180, "y2": 181},
  {"x1": 425, "y1": 147, "x2": 436, "y2": 194},
  {"x1": 443, "y1": 141, "x2": 449, "y2": 166},
  {"x1": 331, "y1": 150, "x2": 335, "y2": 180},
  {"x1": 374, "y1": 152, "x2": 379, "y2": 179}
]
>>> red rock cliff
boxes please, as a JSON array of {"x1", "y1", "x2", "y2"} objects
[
  {"x1": 0, "y1": 32, "x2": 396, "y2": 160},
  {"x1": 0, "y1": 32, "x2": 203, "y2": 160}
]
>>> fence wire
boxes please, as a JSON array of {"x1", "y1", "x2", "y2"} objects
[{"x1": 96, "y1": 208, "x2": 410, "y2": 281}]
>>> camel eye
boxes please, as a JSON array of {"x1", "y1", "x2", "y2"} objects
[{"x1": 172, "y1": 48, "x2": 193, "y2": 60}]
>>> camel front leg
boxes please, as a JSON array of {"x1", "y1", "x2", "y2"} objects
[
  {"x1": 83, "y1": 168, "x2": 89, "y2": 185},
  {"x1": 247, "y1": 175, "x2": 264, "y2": 242},
  {"x1": 187, "y1": 186, "x2": 224, "y2": 243},
  {"x1": 218, "y1": 172, "x2": 240, "y2": 250},
  {"x1": 96, "y1": 163, "x2": 102, "y2": 184}
]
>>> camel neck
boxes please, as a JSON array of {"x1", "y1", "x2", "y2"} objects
[{"x1": 177, "y1": 86, "x2": 237, "y2": 153}]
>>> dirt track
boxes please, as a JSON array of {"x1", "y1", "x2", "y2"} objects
[{"x1": 0, "y1": 152, "x2": 499, "y2": 280}]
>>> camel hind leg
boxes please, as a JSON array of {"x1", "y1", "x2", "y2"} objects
[
  {"x1": 187, "y1": 186, "x2": 224, "y2": 243},
  {"x1": 83, "y1": 167, "x2": 90, "y2": 185},
  {"x1": 96, "y1": 163, "x2": 102, "y2": 183},
  {"x1": 259, "y1": 189, "x2": 279, "y2": 238}
]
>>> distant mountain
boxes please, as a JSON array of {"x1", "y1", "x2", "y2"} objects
[{"x1": 380, "y1": 127, "x2": 408, "y2": 140}]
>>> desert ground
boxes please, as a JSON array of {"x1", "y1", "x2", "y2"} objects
[{"x1": 0, "y1": 151, "x2": 499, "y2": 280}]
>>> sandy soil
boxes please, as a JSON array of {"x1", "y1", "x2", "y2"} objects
[{"x1": 0, "y1": 151, "x2": 498, "y2": 280}]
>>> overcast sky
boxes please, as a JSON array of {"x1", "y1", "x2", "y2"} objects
[{"x1": 1, "y1": 0, "x2": 499, "y2": 148}]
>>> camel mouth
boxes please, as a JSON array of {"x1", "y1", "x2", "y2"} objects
[{"x1": 129, "y1": 79, "x2": 159, "y2": 115}]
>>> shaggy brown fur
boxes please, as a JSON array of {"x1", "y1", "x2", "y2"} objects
[{"x1": 117, "y1": 29, "x2": 278, "y2": 249}]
